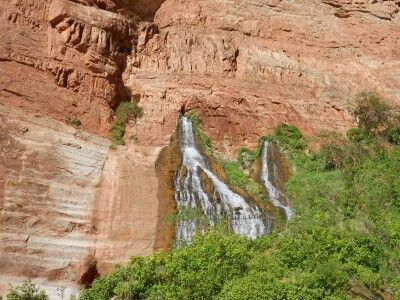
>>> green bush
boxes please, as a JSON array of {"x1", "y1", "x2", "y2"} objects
[
  {"x1": 111, "y1": 101, "x2": 143, "y2": 145},
  {"x1": 6, "y1": 281, "x2": 49, "y2": 300},
  {"x1": 384, "y1": 122, "x2": 400, "y2": 145},
  {"x1": 237, "y1": 137, "x2": 270, "y2": 169},
  {"x1": 316, "y1": 143, "x2": 345, "y2": 171},
  {"x1": 66, "y1": 116, "x2": 81, "y2": 127},
  {"x1": 346, "y1": 128, "x2": 371, "y2": 143},
  {"x1": 275, "y1": 124, "x2": 306, "y2": 150},
  {"x1": 82, "y1": 100, "x2": 400, "y2": 300},
  {"x1": 237, "y1": 148, "x2": 256, "y2": 169},
  {"x1": 350, "y1": 92, "x2": 390, "y2": 134},
  {"x1": 80, "y1": 228, "x2": 257, "y2": 300},
  {"x1": 221, "y1": 161, "x2": 262, "y2": 196}
]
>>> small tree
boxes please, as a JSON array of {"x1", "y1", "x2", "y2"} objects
[
  {"x1": 7, "y1": 280, "x2": 49, "y2": 300},
  {"x1": 350, "y1": 92, "x2": 390, "y2": 134},
  {"x1": 110, "y1": 101, "x2": 143, "y2": 145}
]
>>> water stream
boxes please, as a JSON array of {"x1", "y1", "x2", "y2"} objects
[
  {"x1": 261, "y1": 140, "x2": 293, "y2": 220},
  {"x1": 174, "y1": 117, "x2": 270, "y2": 244}
]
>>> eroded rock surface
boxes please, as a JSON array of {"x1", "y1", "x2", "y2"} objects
[
  {"x1": 1, "y1": 0, "x2": 400, "y2": 297},
  {"x1": 0, "y1": 105, "x2": 109, "y2": 297},
  {"x1": 0, "y1": 106, "x2": 165, "y2": 298},
  {"x1": 0, "y1": 0, "x2": 138, "y2": 135},
  {"x1": 127, "y1": 0, "x2": 400, "y2": 154}
]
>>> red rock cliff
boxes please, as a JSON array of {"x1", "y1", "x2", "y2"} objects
[
  {"x1": 128, "y1": 0, "x2": 400, "y2": 152},
  {"x1": 0, "y1": 0, "x2": 399, "y2": 298}
]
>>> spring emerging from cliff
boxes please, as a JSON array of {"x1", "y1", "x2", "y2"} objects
[
  {"x1": 174, "y1": 117, "x2": 270, "y2": 245},
  {"x1": 261, "y1": 140, "x2": 294, "y2": 220}
]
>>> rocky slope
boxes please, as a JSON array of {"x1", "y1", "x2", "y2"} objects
[{"x1": 0, "y1": 0, "x2": 399, "y2": 298}]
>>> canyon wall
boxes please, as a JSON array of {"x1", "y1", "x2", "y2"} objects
[
  {"x1": 129, "y1": 0, "x2": 400, "y2": 154},
  {"x1": 0, "y1": 105, "x2": 166, "y2": 298},
  {"x1": 1, "y1": 0, "x2": 400, "y2": 298},
  {"x1": 1, "y1": 0, "x2": 399, "y2": 147}
]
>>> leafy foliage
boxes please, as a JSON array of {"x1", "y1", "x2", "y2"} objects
[
  {"x1": 349, "y1": 92, "x2": 390, "y2": 134},
  {"x1": 6, "y1": 281, "x2": 49, "y2": 300},
  {"x1": 237, "y1": 136, "x2": 270, "y2": 169},
  {"x1": 221, "y1": 161, "x2": 262, "y2": 196},
  {"x1": 111, "y1": 101, "x2": 143, "y2": 145},
  {"x1": 82, "y1": 95, "x2": 400, "y2": 299},
  {"x1": 274, "y1": 124, "x2": 306, "y2": 150}
]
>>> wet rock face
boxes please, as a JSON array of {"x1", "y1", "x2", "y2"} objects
[{"x1": 128, "y1": 0, "x2": 400, "y2": 152}]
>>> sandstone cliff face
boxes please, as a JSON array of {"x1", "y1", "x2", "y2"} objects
[
  {"x1": 0, "y1": 105, "x2": 109, "y2": 297},
  {"x1": 0, "y1": 0, "x2": 137, "y2": 135},
  {"x1": 0, "y1": 106, "x2": 165, "y2": 298},
  {"x1": 0, "y1": 0, "x2": 400, "y2": 298},
  {"x1": 128, "y1": 0, "x2": 400, "y2": 154},
  {"x1": 1, "y1": 0, "x2": 399, "y2": 147}
]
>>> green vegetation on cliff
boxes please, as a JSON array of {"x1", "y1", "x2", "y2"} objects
[
  {"x1": 78, "y1": 93, "x2": 400, "y2": 299},
  {"x1": 110, "y1": 101, "x2": 143, "y2": 145},
  {"x1": 13, "y1": 93, "x2": 399, "y2": 299}
]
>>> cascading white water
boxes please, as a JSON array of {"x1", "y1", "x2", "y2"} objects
[
  {"x1": 261, "y1": 140, "x2": 294, "y2": 220},
  {"x1": 174, "y1": 117, "x2": 269, "y2": 243}
]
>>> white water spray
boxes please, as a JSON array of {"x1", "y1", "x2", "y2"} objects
[
  {"x1": 174, "y1": 117, "x2": 269, "y2": 243},
  {"x1": 261, "y1": 140, "x2": 294, "y2": 220}
]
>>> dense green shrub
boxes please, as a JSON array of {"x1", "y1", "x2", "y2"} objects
[
  {"x1": 111, "y1": 101, "x2": 143, "y2": 145},
  {"x1": 384, "y1": 122, "x2": 400, "y2": 145},
  {"x1": 237, "y1": 148, "x2": 256, "y2": 169},
  {"x1": 346, "y1": 128, "x2": 371, "y2": 143},
  {"x1": 274, "y1": 124, "x2": 306, "y2": 150},
  {"x1": 6, "y1": 281, "x2": 49, "y2": 300},
  {"x1": 349, "y1": 92, "x2": 390, "y2": 134},
  {"x1": 82, "y1": 99, "x2": 400, "y2": 300},
  {"x1": 66, "y1": 116, "x2": 81, "y2": 127},
  {"x1": 237, "y1": 137, "x2": 270, "y2": 169}
]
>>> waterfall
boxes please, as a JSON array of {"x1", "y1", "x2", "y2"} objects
[
  {"x1": 261, "y1": 140, "x2": 293, "y2": 220},
  {"x1": 174, "y1": 117, "x2": 270, "y2": 244}
]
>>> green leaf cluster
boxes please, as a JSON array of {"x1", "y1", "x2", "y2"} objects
[
  {"x1": 111, "y1": 101, "x2": 143, "y2": 145},
  {"x1": 82, "y1": 95, "x2": 400, "y2": 299},
  {"x1": 6, "y1": 280, "x2": 49, "y2": 300},
  {"x1": 221, "y1": 161, "x2": 262, "y2": 196}
]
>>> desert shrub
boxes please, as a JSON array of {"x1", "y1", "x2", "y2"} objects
[
  {"x1": 274, "y1": 124, "x2": 306, "y2": 150},
  {"x1": 237, "y1": 148, "x2": 256, "y2": 169},
  {"x1": 346, "y1": 127, "x2": 371, "y2": 143},
  {"x1": 383, "y1": 122, "x2": 400, "y2": 145},
  {"x1": 349, "y1": 92, "x2": 390, "y2": 134},
  {"x1": 316, "y1": 143, "x2": 345, "y2": 171},
  {"x1": 66, "y1": 116, "x2": 81, "y2": 127},
  {"x1": 111, "y1": 101, "x2": 143, "y2": 145},
  {"x1": 237, "y1": 137, "x2": 270, "y2": 169},
  {"x1": 6, "y1": 281, "x2": 49, "y2": 300}
]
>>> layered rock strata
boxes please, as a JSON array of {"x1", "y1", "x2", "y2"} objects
[
  {"x1": 0, "y1": 0, "x2": 138, "y2": 134},
  {"x1": 0, "y1": 105, "x2": 165, "y2": 298},
  {"x1": 127, "y1": 0, "x2": 400, "y2": 154}
]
